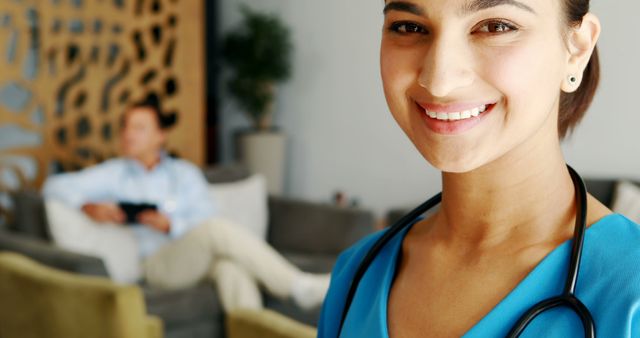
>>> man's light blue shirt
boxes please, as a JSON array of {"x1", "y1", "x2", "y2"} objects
[{"x1": 42, "y1": 154, "x2": 216, "y2": 258}]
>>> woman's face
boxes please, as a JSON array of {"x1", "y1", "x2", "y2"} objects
[{"x1": 381, "y1": 0, "x2": 571, "y2": 172}]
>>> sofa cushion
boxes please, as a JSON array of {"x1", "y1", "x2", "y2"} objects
[
  {"x1": 0, "y1": 231, "x2": 109, "y2": 277},
  {"x1": 45, "y1": 199, "x2": 141, "y2": 284},
  {"x1": 161, "y1": 321, "x2": 222, "y2": 338},
  {"x1": 268, "y1": 196, "x2": 374, "y2": 255},
  {"x1": 264, "y1": 296, "x2": 322, "y2": 328},
  {"x1": 9, "y1": 189, "x2": 50, "y2": 240},
  {"x1": 203, "y1": 163, "x2": 251, "y2": 183},
  {"x1": 281, "y1": 252, "x2": 336, "y2": 274},
  {"x1": 143, "y1": 282, "x2": 224, "y2": 332},
  {"x1": 208, "y1": 174, "x2": 268, "y2": 240},
  {"x1": 612, "y1": 181, "x2": 640, "y2": 223},
  {"x1": 584, "y1": 179, "x2": 617, "y2": 207}
]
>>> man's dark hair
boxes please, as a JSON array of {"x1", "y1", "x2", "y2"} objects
[{"x1": 122, "y1": 93, "x2": 178, "y2": 130}]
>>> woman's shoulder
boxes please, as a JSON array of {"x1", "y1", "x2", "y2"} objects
[
  {"x1": 317, "y1": 228, "x2": 391, "y2": 337},
  {"x1": 589, "y1": 213, "x2": 640, "y2": 257},
  {"x1": 579, "y1": 214, "x2": 640, "y2": 335},
  {"x1": 585, "y1": 213, "x2": 640, "y2": 287},
  {"x1": 330, "y1": 228, "x2": 390, "y2": 285}
]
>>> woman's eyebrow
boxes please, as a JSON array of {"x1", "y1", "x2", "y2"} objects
[
  {"x1": 461, "y1": 0, "x2": 536, "y2": 15},
  {"x1": 383, "y1": 2, "x2": 424, "y2": 16},
  {"x1": 383, "y1": 0, "x2": 535, "y2": 17}
]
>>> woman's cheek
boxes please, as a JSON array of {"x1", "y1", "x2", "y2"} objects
[
  {"x1": 381, "y1": 51, "x2": 412, "y2": 122},
  {"x1": 382, "y1": 46, "x2": 424, "y2": 112},
  {"x1": 481, "y1": 40, "x2": 563, "y2": 108},
  {"x1": 478, "y1": 44, "x2": 533, "y2": 94}
]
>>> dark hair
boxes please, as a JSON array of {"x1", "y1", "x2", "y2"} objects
[
  {"x1": 122, "y1": 93, "x2": 178, "y2": 130},
  {"x1": 558, "y1": 0, "x2": 599, "y2": 139}
]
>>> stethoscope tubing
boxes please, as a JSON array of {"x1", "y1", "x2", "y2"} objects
[
  {"x1": 336, "y1": 165, "x2": 595, "y2": 338},
  {"x1": 506, "y1": 165, "x2": 594, "y2": 337},
  {"x1": 506, "y1": 294, "x2": 595, "y2": 337},
  {"x1": 337, "y1": 192, "x2": 443, "y2": 333}
]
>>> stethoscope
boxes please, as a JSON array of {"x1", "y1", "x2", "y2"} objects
[{"x1": 337, "y1": 165, "x2": 595, "y2": 337}]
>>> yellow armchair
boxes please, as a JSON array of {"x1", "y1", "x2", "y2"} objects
[
  {"x1": 226, "y1": 308, "x2": 316, "y2": 338},
  {"x1": 0, "y1": 252, "x2": 162, "y2": 338}
]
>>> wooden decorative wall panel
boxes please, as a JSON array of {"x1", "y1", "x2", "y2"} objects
[{"x1": 0, "y1": 0, "x2": 205, "y2": 188}]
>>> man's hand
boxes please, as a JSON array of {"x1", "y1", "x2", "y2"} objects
[
  {"x1": 81, "y1": 203, "x2": 125, "y2": 224},
  {"x1": 138, "y1": 210, "x2": 171, "y2": 234}
]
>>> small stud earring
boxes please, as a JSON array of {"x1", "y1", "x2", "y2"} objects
[{"x1": 568, "y1": 75, "x2": 578, "y2": 85}]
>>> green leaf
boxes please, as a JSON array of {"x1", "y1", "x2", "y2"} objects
[{"x1": 222, "y1": 6, "x2": 293, "y2": 128}]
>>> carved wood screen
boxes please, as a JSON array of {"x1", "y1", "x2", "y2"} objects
[{"x1": 0, "y1": 0, "x2": 205, "y2": 189}]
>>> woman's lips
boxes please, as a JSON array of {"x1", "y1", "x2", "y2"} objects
[
  {"x1": 417, "y1": 102, "x2": 497, "y2": 135},
  {"x1": 417, "y1": 102, "x2": 492, "y2": 114}
]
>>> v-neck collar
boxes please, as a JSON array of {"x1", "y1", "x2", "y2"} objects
[{"x1": 381, "y1": 213, "x2": 618, "y2": 337}]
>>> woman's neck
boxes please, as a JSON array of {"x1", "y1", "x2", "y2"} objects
[{"x1": 435, "y1": 133, "x2": 576, "y2": 253}]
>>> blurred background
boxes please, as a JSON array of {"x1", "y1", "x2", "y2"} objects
[
  {"x1": 218, "y1": 0, "x2": 640, "y2": 219},
  {"x1": 0, "y1": 1, "x2": 638, "y2": 337},
  {"x1": 0, "y1": 0, "x2": 638, "y2": 220}
]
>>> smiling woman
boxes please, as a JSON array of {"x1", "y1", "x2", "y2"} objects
[{"x1": 318, "y1": 0, "x2": 640, "y2": 337}]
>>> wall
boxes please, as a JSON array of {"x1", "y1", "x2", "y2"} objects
[
  {"x1": 563, "y1": 1, "x2": 640, "y2": 179},
  {"x1": 218, "y1": 0, "x2": 640, "y2": 219},
  {"x1": 0, "y1": 0, "x2": 205, "y2": 188}
]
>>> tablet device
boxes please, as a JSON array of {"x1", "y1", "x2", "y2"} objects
[{"x1": 118, "y1": 202, "x2": 158, "y2": 224}]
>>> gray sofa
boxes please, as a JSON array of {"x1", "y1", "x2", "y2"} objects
[{"x1": 0, "y1": 166, "x2": 375, "y2": 338}]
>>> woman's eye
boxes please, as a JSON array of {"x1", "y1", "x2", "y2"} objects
[
  {"x1": 476, "y1": 20, "x2": 518, "y2": 34},
  {"x1": 389, "y1": 22, "x2": 427, "y2": 34}
]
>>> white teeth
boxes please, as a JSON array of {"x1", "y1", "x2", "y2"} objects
[{"x1": 424, "y1": 104, "x2": 489, "y2": 121}]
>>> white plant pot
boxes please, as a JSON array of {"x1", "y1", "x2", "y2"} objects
[{"x1": 236, "y1": 130, "x2": 286, "y2": 195}]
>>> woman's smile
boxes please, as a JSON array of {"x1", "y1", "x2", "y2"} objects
[{"x1": 416, "y1": 101, "x2": 498, "y2": 135}]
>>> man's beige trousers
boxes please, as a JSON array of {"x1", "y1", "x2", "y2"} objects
[
  {"x1": 143, "y1": 218, "x2": 301, "y2": 311},
  {"x1": 46, "y1": 200, "x2": 300, "y2": 312}
]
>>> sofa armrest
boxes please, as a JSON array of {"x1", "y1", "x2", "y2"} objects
[
  {"x1": 0, "y1": 231, "x2": 109, "y2": 277},
  {"x1": 226, "y1": 309, "x2": 316, "y2": 338},
  {"x1": 146, "y1": 315, "x2": 164, "y2": 338},
  {"x1": 0, "y1": 252, "x2": 158, "y2": 338},
  {"x1": 267, "y1": 196, "x2": 375, "y2": 255}
]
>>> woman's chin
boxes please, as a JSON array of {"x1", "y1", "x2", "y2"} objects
[
  {"x1": 434, "y1": 163, "x2": 479, "y2": 174},
  {"x1": 422, "y1": 152, "x2": 485, "y2": 174}
]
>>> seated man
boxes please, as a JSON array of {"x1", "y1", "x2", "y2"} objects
[{"x1": 42, "y1": 96, "x2": 328, "y2": 311}]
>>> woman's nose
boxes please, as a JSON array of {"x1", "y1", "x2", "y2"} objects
[{"x1": 418, "y1": 36, "x2": 474, "y2": 98}]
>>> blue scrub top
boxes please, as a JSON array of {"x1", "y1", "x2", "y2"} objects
[{"x1": 318, "y1": 214, "x2": 640, "y2": 337}]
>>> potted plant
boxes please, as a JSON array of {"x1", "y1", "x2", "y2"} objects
[{"x1": 222, "y1": 6, "x2": 293, "y2": 195}]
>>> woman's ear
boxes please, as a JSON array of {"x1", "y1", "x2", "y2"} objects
[{"x1": 562, "y1": 13, "x2": 601, "y2": 93}]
